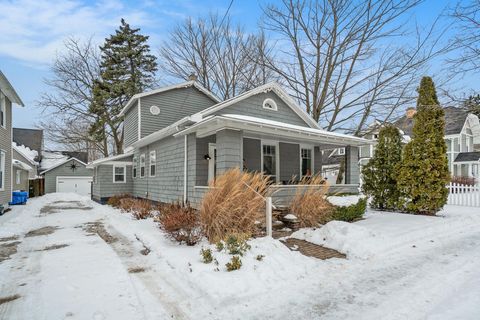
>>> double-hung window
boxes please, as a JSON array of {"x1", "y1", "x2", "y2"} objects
[
  {"x1": 0, "y1": 92, "x2": 5, "y2": 128},
  {"x1": 301, "y1": 148, "x2": 312, "y2": 177},
  {"x1": 132, "y1": 157, "x2": 137, "y2": 178},
  {"x1": 16, "y1": 170, "x2": 21, "y2": 185},
  {"x1": 113, "y1": 165, "x2": 126, "y2": 183},
  {"x1": 149, "y1": 151, "x2": 156, "y2": 177},
  {"x1": 262, "y1": 144, "x2": 277, "y2": 182},
  {"x1": 140, "y1": 154, "x2": 146, "y2": 178},
  {"x1": 0, "y1": 151, "x2": 5, "y2": 190}
]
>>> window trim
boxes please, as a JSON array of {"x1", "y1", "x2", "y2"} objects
[
  {"x1": 132, "y1": 157, "x2": 137, "y2": 179},
  {"x1": 262, "y1": 98, "x2": 278, "y2": 111},
  {"x1": 139, "y1": 153, "x2": 146, "y2": 178},
  {"x1": 338, "y1": 148, "x2": 345, "y2": 155},
  {"x1": 149, "y1": 150, "x2": 156, "y2": 177},
  {"x1": 0, "y1": 92, "x2": 6, "y2": 129},
  {"x1": 300, "y1": 146, "x2": 314, "y2": 178},
  {"x1": 112, "y1": 164, "x2": 126, "y2": 184},
  {"x1": 0, "y1": 150, "x2": 5, "y2": 191},
  {"x1": 260, "y1": 140, "x2": 279, "y2": 182},
  {"x1": 16, "y1": 169, "x2": 21, "y2": 185}
]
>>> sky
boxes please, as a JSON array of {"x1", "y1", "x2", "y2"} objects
[{"x1": 0, "y1": 0, "x2": 475, "y2": 133}]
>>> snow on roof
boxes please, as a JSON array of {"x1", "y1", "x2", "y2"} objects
[
  {"x1": 40, "y1": 151, "x2": 70, "y2": 171},
  {"x1": 13, "y1": 142, "x2": 39, "y2": 165},
  {"x1": 86, "y1": 151, "x2": 134, "y2": 168},
  {"x1": 13, "y1": 159, "x2": 32, "y2": 171}
]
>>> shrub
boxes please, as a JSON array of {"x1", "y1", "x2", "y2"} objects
[
  {"x1": 118, "y1": 198, "x2": 154, "y2": 220},
  {"x1": 331, "y1": 198, "x2": 367, "y2": 222},
  {"x1": 451, "y1": 176, "x2": 476, "y2": 186},
  {"x1": 215, "y1": 241, "x2": 224, "y2": 252},
  {"x1": 156, "y1": 202, "x2": 202, "y2": 246},
  {"x1": 224, "y1": 233, "x2": 251, "y2": 256},
  {"x1": 256, "y1": 254, "x2": 265, "y2": 261},
  {"x1": 200, "y1": 248, "x2": 213, "y2": 263},
  {"x1": 107, "y1": 194, "x2": 131, "y2": 208},
  {"x1": 362, "y1": 125, "x2": 403, "y2": 210},
  {"x1": 199, "y1": 168, "x2": 271, "y2": 243},
  {"x1": 289, "y1": 175, "x2": 333, "y2": 227},
  {"x1": 226, "y1": 256, "x2": 242, "y2": 271}
]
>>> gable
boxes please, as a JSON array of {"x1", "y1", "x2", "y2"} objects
[
  {"x1": 139, "y1": 86, "x2": 217, "y2": 138},
  {"x1": 213, "y1": 91, "x2": 311, "y2": 128},
  {"x1": 44, "y1": 159, "x2": 92, "y2": 177}
]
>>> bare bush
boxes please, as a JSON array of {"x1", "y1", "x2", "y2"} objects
[
  {"x1": 118, "y1": 198, "x2": 154, "y2": 220},
  {"x1": 451, "y1": 176, "x2": 476, "y2": 186},
  {"x1": 289, "y1": 175, "x2": 333, "y2": 227},
  {"x1": 200, "y1": 168, "x2": 271, "y2": 243},
  {"x1": 155, "y1": 202, "x2": 202, "y2": 246},
  {"x1": 107, "y1": 194, "x2": 132, "y2": 208}
]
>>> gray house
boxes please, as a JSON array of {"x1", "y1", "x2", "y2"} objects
[
  {"x1": 0, "y1": 71, "x2": 24, "y2": 212},
  {"x1": 89, "y1": 81, "x2": 370, "y2": 207}
]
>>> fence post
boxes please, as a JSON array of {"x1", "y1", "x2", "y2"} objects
[{"x1": 266, "y1": 197, "x2": 272, "y2": 237}]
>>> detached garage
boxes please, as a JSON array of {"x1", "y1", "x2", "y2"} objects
[{"x1": 40, "y1": 158, "x2": 93, "y2": 196}]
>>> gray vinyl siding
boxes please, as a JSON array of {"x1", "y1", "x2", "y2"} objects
[
  {"x1": 124, "y1": 104, "x2": 138, "y2": 148},
  {"x1": 243, "y1": 138, "x2": 261, "y2": 172},
  {"x1": 195, "y1": 135, "x2": 215, "y2": 186},
  {"x1": 216, "y1": 129, "x2": 242, "y2": 174},
  {"x1": 140, "y1": 87, "x2": 216, "y2": 138},
  {"x1": 12, "y1": 167, "x2": 28, "y2": 191},
  {"x1": 0, "y1": 95, "x2": 12, "y2": 207},
  {"x1": 44, "y1": 159, "x2": 93, "y2": 193},
  {"x1": 13, "y1": 149, "x2": 37, "y2": 179},
  {"x1": 92, "y1": 163, "x2": 133, "y2": 199},
  {"x1": 314, "y1": 147, "x2": 322, "y2": 175},
  {"x1": 279, "y1": 142, "x2": 300, "y2": 182},
  {"x1": 214, "y1": 91, "x2": 310, "y2": 127},
  {"x1": 133, "y1": 136, "x2": 186, "y2": 203}
]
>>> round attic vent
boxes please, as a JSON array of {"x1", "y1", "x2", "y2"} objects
[
  {"x1": 150, "y1": 105, "x2": 160, "y2": 115},
  {"x1": 262, "y1": 98, "x2": 277, "y2": 111}
]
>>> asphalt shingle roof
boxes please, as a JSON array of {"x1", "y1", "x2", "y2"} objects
[{"x1": 454, "y1": 152, "x2": 480, "y2": 162}]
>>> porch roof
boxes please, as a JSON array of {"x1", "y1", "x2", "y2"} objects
[{"x1": 174, "y1": 114, "x2": 372, "y2": 146}]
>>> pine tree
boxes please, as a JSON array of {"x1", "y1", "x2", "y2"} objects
[
  {"x1": 362, "y1": 125, "x2": 403, "y2": 210},
  {"x1": 397, "y1": 77, "x2": 450, "y2": 215},
  {"x1": 90, "y1": 19, "x2": 157, "y2": 154}
]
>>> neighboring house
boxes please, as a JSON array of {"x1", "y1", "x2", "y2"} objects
[
  {"x1": 12, "y1": 142, "x2": 39, "y2": 193},
  {"x1": 88, "y1": 80, "x2": 371, "y2": 207},
  {"x1": 40, "y1": 151, "x2": 93, "y2": 196},
  {"x1": 360, "y1": 107, "x2": 480, "y2": 178},
  {"x1": 0, "y1": 71, "x2": 24, "y2": 212}
]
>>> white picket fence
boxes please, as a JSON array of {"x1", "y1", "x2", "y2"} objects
[{"x1": 447, "y1": 183, "x2": 480, "y2": 207}]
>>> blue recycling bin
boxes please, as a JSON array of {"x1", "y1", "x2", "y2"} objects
[{"x1": 10, "y1": 191, "x2": 28, "y2": 205}]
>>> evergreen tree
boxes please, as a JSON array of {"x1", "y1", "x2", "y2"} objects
[
  {"x1": 397, "y1": 77, "x2": 450, "y2": 215},
  {"x1": 90, "y1": 19, "x2": 158, "y2": 154},
  {"x1": 361, "y1": 125, "x2": 403, "y2": 210}
]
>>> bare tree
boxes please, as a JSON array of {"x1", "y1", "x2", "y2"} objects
[
  {"x1": 261, "y1": 0, "x2": 448, "y2": 134},
  {"x1": 38, "y1": 37, "x2": 110, "y2": 158},
  {"x1": 160, "y1": 14, "x2": 277, "y2": 100},
  {"x1": 449, "y1": 0, "x2": 480, "y2": 76}
]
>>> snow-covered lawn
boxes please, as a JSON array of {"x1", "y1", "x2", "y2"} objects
[{"x1": 1, "y1": 193, "x2": 480, "y2": 319}]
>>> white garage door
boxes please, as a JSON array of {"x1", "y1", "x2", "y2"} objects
[{"x1": 56, "y1": 177, "x2": 93, "y2": 196}]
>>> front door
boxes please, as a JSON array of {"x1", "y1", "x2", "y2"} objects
[{"x1": 208, "y1": 143, "x2": 217, "y2": 183}]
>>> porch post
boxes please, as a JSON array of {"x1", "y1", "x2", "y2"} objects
[
  {"x1": 216, "y1": 129, "x2": 243, "y2": 174},
  {"x1": 345, "y1": 146, "x2": 360, "y2": 184}
]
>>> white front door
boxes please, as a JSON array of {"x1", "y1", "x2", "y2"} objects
[
  {"x1": 57, "y1": 177, "x2": 93, "y2": 196},
  {"x1": 208, "y1": 143, "x2": 217, "y2": 183}
]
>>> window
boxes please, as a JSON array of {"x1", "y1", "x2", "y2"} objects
[
  {"x1": 301, "y1": 148, "x2": 312, "y2": 177},
  {"x1": 0, "y1": 151, "x2": 5, "y2": 190},
  {"x1": 16, "y1": 170, "x2": 21, "y2": 185},
  {"x1": 149, "y1": 150, "x2": 156, "y2": 177},
  {"x1": 262, "y1": 98, "x2": 278, "y2": 111},
  {"x1": 140, "y1": 154, "x2": 146, "y2": 177},
  {"x1": 0, "y1": 92, "x2": 5, "y2": 128},
  {"x1": 132, "y1": 157, "x2": 137, "y2": 178},
  {"x1": 113, "y1": 165, "x2": 126, "y2": 183},
  {"x1": 262, "y1": 144, "x2": 277, "y2": 181},
  {"x1": 338, "y1": 148, "x2": 345, "y2": 155}
]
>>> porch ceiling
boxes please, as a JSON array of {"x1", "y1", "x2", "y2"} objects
[{"x1": 174, "y1": 114, "x2": 372, "y2": 147}]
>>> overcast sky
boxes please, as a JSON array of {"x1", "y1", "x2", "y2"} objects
[{"x1": 0, "y1": 0, "x2": 474, "y2": 130}]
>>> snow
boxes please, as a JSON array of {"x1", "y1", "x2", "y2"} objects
[
  {"x1": 283, "y1": 213, "x2": 297, "y2": 220},
  {"x1": 39, "y1": 150, "x2": 69, "y2": 171},
  {"x1": 2, "y1": 194, "x2": 480, "y2": 319},
  {"x1": 13, "y1": 142, "x2": 38, "y2": 165},
  {"x1": 327, "y1": 195, "x2": 364, "y2": 207}
]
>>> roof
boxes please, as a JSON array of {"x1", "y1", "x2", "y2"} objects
[
  {"x1": 13, "y1": 142, "x2": 39, "y2": 165},
  {"x1": 86, "y1": 152, "x2": 134, "y2": 168},
  {"x1": 39, "y1": 157, "x2": 87, "y2": 175},
  {"x1": 192, "y1": 82, "x2": 321, "y2": 129},
  {"x1": 0, "y1": 70, "x2": 24, "y2": 106},
  {"x1": 174, "y1": 114, "x2": 371, "y2": 146},
  {"x1": 13, "y1": 159, "x2": 32, "y2": 171},
  {"x1": 394, "y1": 107, "x2": 469, "y2": 136},
  {"x1": 454, "y1": 152, "x2": 480, "y2": 162},
  {"x1": 119, "y1": 81, "x2": 220, "y2": 116},
  {"x1": 13, "y1": 128, "x2": 43, "y2": 155}
]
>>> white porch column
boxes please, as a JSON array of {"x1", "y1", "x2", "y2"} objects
[
  {"x1": 216, "y1": 129, "x2": 243, "y2": 175},
  {"x1": 345, "y1": 146, "x2": 360, "y2": 184}
]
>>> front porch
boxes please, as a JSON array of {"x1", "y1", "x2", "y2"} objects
[{"x1": 179, "y1": 116, "x2": 369, "y2": 208}]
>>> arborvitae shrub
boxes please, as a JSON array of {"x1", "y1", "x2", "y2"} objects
[
  {"x1": 331, "y1": 198, "x2": 367, "y2": 222},
  {"x1": 226, "y1": 256, "x2": 242, "y2": 271}
]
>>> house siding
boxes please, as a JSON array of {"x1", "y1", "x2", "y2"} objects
[
  {"x1": 12, "y1": 167, "x2": 28, "y2": 191},
  {"x1": 92, "y1": 163, "x2": 133, "y2": 200},
  {"x1": 213, "y1": 91, "x2": 310, "y2": 127},
  {"x1": 216, "y1": 129, "x2": 242, "y2": 174},
  {"x1": 124, "y1": 104, "x2": 138, "y2": 148},
  {"x1": 195, "y1": 135, "x2": 215, "y2": 186},
  {"x1": 44, "y1": 159, "x2": 93, "y2": 193},
  {"x1": 140, "y1": 87, "x2": 216, "y2": 138},
  {"x1": 0, "y1": 95, "x2": 12, "y2": 207}
]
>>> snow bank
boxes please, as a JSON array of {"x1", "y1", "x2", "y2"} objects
[{"x1": 327, "y1": 195, "x2": 364, "y2": 207}]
